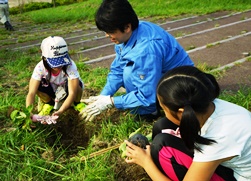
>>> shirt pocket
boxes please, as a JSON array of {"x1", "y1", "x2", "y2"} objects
[{"x1": 136, "y1": 69, "x2": 148, "y2": 81}]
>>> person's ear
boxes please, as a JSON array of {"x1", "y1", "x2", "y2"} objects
[
  {"x1": 177, "y1": 108, "x2": 184, "y2": 120},
  {"x1": 124, "y1": 24, "x2": 131, "y2": 33},
  {"x1": 178, "y1": 108, "x2": 184, "y2": 113}
]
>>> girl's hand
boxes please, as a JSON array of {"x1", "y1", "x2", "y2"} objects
[
  {"x1": 52, "y1": 110, "x2": 63, "y2": 117},
  {"x1": 31, "y1": 114, "x2": 58, "y2": 124},
  {"x1": 124, "y1": 140, "x2": 152, "y2": 168}
]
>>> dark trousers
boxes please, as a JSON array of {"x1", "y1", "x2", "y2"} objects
[
  {"x1": 38, "y1": 78, "x2": 83, "y2": 100},
  {"x1": 150, "y1": 117, "x2": 236, "y2": 181},
  {"x1": 38, "y1": 78, "x2": 57, "y2": 99}
]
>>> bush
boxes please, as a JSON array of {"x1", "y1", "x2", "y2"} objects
[
  {"x1": 9, "y1": 0, "x2": 85, "y2": 15},
  {"x1": 10, "y1": 2, "x2": 53, "y2": 14}
]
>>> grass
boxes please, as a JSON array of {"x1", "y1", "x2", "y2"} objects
[
  {"x1": 8, "y1": 0, "x2": 251, "y2": 24},
  {"x1": 1, "y1": 0, "x2": 251, "y2": 180},
  {"x1": 2, "y1": 0, "x2": 251, "y2": 43},
  {"x1": 0, "y1": 48, "x2": 145, "y2": 180}
]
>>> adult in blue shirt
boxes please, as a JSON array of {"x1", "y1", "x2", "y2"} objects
[{"x1": 80, "y1": 0, "x2": 194, "y2": 122}]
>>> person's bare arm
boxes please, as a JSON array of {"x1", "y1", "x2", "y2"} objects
[
  {"x1": 184, "y1": 161, "x2": 219, "y2": 181},
  {"x1": 26, "y1": 78, "x2": 40, "y2": 108},
  {"x1": 125, "y1": 140, "x2": 235, "y2": 181},
  {"x1": 184, "y1": 156, "x2": 235, "y2": 181}
]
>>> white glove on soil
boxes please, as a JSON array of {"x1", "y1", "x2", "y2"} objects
[
  {"x1": 80, "y1": 95, "x2": 102, "y2": 104},
  {"x1": 79, "y1": 95, "x2": 113, "y2": 122}
]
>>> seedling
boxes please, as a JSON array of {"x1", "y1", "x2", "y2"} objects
[{"x1": 10, "y1": 105, "x2": 33, "y2": 131}]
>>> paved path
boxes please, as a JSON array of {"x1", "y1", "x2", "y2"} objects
[{"x1": 2, "y1": 10, "x2": 251, "y2": 92}]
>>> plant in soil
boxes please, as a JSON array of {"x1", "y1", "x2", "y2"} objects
[{"x1": 1, "y1": 1, "x2": 251, "y2": 180}]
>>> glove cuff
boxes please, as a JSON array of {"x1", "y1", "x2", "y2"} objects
[
  {"x1": 110, "y1": 96, "x2": 114, "y2": 107},
  {"x1": 106, "y1": 96, "x2": 113, "y2": 109}
]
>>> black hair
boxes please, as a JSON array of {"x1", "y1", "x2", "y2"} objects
[
  {"x1": 95, "y1": 0, "x2": 139, "y2": 33},
  {"x1": 157, "y1": 66, "x2": 220, "y2": 152},
  {"x1": 42, "y1": 56, "x2": 69, "y2": 81}
]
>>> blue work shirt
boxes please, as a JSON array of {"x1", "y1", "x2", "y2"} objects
[{"x1": 101, "y1": 21, "x2": 194, "y2": 115}]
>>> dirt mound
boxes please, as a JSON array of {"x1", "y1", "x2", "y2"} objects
[{"x1": 38, "y1": 87, "x2": 149, "y2": 180}]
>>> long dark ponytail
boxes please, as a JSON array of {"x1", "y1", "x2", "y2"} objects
[{"x1": 157, "y1": 66, "x2": 220, "y2": 152}]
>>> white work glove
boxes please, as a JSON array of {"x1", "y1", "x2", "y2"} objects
[
  {"x1": 80, "y1": 95, "x2": 102, "y2": 104},
  {"x1": 79, "y1": 95, "x2": 113, "y2": 122}
]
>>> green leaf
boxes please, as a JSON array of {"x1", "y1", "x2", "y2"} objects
[
  {"x1": 18, "y1": 111, "x2": 27, "y2": 119},
  {"x1": 146, "y1": 133, "x2": 152, "y2": 142},
  {"x1": 128, "y1": 128, "x2": 141, "y2": 138},
  {"x1": 119, "y1": 142, "x2": 126, "y2": 152},
  {"x1": 10, "y1": 110, "x2": 19, "y2": 120},
  {"x1": 119, "y1": 127, "x2": 143, "y2": 158},
  {"x1": 26, "y1": 105, "x2": 33, "y2": 113},
  {"x1": 9, "y1": 107, "x2": 33, "y2": 131},
  {"x1": 121, "y1": 150, "x2": 127, "y2": 158}
]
